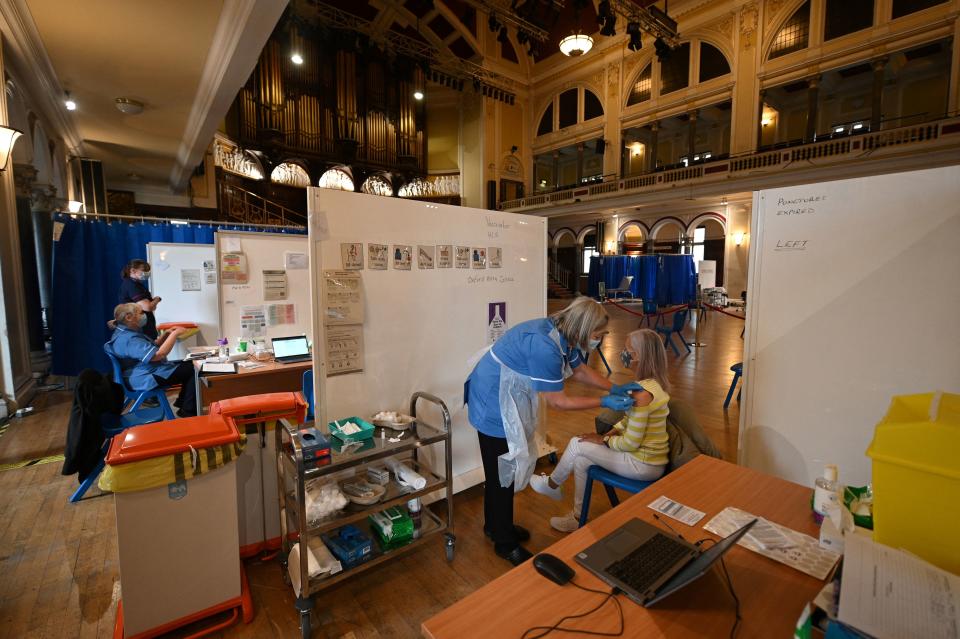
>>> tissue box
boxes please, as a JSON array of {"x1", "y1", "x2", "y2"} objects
[
  {"x1": 369, "y1": 507, "x2": 413, "y2": 550},
  {"x1": 297, "y1": 427, "x2": 331, "y2": 462},
  {"x1": 321, "y1": 525, "x2": 373, "y2": 568}
]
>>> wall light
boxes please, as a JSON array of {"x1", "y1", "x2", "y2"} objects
[
  {"x1": 733, "y1": 231, "x2": 746, "y2": 246},
  {"x1": 0, "y1": 126, "x2": 23, "y2": 171},
  {"x1": 290, "y1": 53, "x2": 304, "y2": 65},
  {"x1": 413, "y1": 90, "x2": 424, "y2": 101},
  {"x1": 67, "y1": 200, "x2": 83, "y2": 213}
]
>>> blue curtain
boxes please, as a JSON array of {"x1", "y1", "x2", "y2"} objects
[
  {"x1": 588, "y1": 254, "x2": 695, "y2": 305},
  {"x1": 50, "y1": 214, "x2": 304, "y2": 377}
]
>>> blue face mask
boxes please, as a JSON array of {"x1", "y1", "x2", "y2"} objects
[
  {"x1": 137, "y1": 272, "x2": 150, "y2": 282},
  {"x1": 137, "y1": 313, "x2": 148, "y2": 328},
  {"x1": 620, "y1": 349, "x2": 633, "y2": 368}
]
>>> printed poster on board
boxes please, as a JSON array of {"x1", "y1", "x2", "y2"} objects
[
  {"x1": 368, "y1": 243, "x2": 388, "y2": 270},
  {"x1": 471, "y1": 247, "x2": 487, "y2": 269},
  {"x1": 455, "y1": 246, "x2": 470, "y2": 268},
  {"x1": 221, "y1": 252, "x2": 248, "y2": 284},
  {"x1": 393, "y1": 245, "x2": 412, "y2": 270},
  {"x1": 489, "y1": 247, "x2": 502, "y2": 268},
  {"x1": 341, "y1": 243, "x2": 363, "y2": 270},
  {"x1": 488, "y1": 302, "x2": 507, "y2": 345},
  {"x1": 418, "y1": 245, "x2": 435, "y2": 269},
  {"x1": 323, "y1": 270, "x2": 365, "y2": 325},
  {"x1": 437, "y1": 245, "x2": 453, "y2": 268}
]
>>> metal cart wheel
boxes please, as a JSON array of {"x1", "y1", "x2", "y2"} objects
[{"x1": 445, "y1": 533, "x2": 456, "y2": 562}]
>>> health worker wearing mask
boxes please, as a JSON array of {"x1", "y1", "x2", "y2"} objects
[
  {"x1": 105, "y1": 303, "x2": 196, "y2": 417},
  {"x1": 118, "y1": 259, "x2": 161, "y2": 341},
  {"x1": 464, "y1": 296, "x2": 640, "y2": 565}
]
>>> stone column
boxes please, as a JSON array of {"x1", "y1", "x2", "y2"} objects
[
  {"x1": 756, "y1": 89, "x2": 767, "y2": 148},
  {"x1": 688, "y1": 109, "x2": 699, "y2": 160},
  {"x1": 649, "y1": 121, "x2": 659, "y2": 172},
  {"x1": 12, "y1": 164, "x2": 46, "y2": 354},
  {"x1": 805, "y1": 76, "x2": 821, "y2": 143},
  {"x1": 871, "y1": 58, "x2": 887, "y2": 131}
]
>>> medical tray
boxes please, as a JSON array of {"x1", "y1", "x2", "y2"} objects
[{"x1": 328, "y1": 417, "x2": 375, "y2": 443}]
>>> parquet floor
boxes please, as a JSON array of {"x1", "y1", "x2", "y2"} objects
[{"x1": 0, "y1": 300, "x2": 744, "y2": 639}]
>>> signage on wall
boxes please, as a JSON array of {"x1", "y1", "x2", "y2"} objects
[{"x1": 488, "y1": 302, "x2": 507, "y2": 345}]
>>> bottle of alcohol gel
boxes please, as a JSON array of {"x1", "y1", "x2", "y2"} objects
[{"x1": 813, "y1": 464, "x2": 840, "y2": 521}]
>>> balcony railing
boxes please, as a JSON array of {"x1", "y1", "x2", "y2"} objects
[
  {"x1": 502, "y1": 116, "x2": 960, "y2": 212},
  {"x1": 217, "y1": 182, "x2": 307, "y2": 228}
]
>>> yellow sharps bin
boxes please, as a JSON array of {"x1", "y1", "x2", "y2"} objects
[{"x1": 866, "y1": 391, "x2": 960, "y2": 574}]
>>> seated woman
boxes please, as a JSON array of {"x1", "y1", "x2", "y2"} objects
[
  {"x1": 530, "y1": 328, "x2": 671, "y2": 532},
  {"x1": 104, "y1": 303, "x2": 196, "y2": 417}
]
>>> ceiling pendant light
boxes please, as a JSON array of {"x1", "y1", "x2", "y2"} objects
[{"x1": 559, "y1": 32, "x2": 593, "y2": 57}]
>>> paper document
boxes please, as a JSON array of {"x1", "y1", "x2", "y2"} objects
[
  {"x1": 838, "y1": 533, "x2": 960, "y2": 639},
  {"x1": 647, "y1": 496, "x2": 706, "y2": 525}
]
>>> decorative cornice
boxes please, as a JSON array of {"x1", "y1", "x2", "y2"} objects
[
  {"x1": 0, "y1": 0, "x2": 83, "y2": 154},
  {"x1": 169, "y1": 0, "x2": 288, "y2": 192}
]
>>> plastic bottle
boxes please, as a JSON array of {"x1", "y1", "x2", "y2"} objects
[
  {"x1": 218, "y1": 338, "x2": 229, "y2": 358},
  {"x1": 407, "y1": 498, "x2": 422, "y2": 539},
  {"x1": 813, "y1": 464, "x2": 840, "y2": 520}
]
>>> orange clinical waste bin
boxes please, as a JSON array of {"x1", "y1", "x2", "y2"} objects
[{"x1": 101, "y1": 414, "x2": 253, "y2": 638}]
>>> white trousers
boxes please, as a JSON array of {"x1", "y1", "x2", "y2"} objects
[{"x1": 549, "y1": 437, "x2": 665, "y2": 512}]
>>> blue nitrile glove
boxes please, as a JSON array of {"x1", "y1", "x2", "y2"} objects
[
  {"x1": 600, "y1": 394, "x2": 634, "y2": 411},
  {"x1": 610, "y1": 382, "x2": 644, "y2": 396}
]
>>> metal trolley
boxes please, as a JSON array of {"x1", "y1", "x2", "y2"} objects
[{"x1": 276, "y1": 392, "x2": 455, "y2": 638}]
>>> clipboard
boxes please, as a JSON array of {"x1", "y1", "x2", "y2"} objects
[{"x1": 200, "y1": 361, "x2": 237, "y2": 375}]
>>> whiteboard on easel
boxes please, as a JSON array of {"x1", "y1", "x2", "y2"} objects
[
  {"x1": 146, "y1": 243, "x2": 219, "y2": 348},
  {"x1": 307, "y1": 190, "x2": 548, "y2": 491},
  {"x1": 216, "y1": 231, "x2": 311, "y2": 346},
  {"x1": 740, "y1": 165, "x2": 960, "y2": 487}
]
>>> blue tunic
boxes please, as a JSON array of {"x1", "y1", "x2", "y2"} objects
[
  {"x1": 466, "y1": 318, "x2": 583, "y2": 438},
  {"x1": 104, "y1": 325, "x2": 178, "y2": 390}
]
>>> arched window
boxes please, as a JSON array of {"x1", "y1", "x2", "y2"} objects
[
  {"x1": 537, "y1": 103, "x2": 554, "y2": 136},
  {"x1": 769, "y1": 1, "x2": 810, "y2": 60},
  {"x1": 627, "y1": 65, "x2": 652, "y2": 106},
  {"x1": 660, "y1": 42, "x2": 691, "y2": 94},
  {"x1": 824, "y1": 0, "x2": 873, "y2": 40},
  {"x1": 362, "y1": 174, "x2": 394, "y2": 196},
  {"x1": 270, "y1": 162, "x2": 310, "y2": 187},
  {"x1": 318, "y1": 167, "x2": 354, "y2": 191},
  {"x1": 584, "y1": 90, "x2": 604, "y2": 120},
  {"x1": 536, "y1": 87, "x2": 606, "y2": 138},
  {"x1": 558, "y1": 89, "x2": 578, "y2": 128},
  {"x1": 699, "y1": 43, "x2": 730, "y2": 82}
]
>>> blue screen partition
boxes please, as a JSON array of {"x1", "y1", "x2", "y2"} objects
[{"x1": 588, "y1": 254, "x2": 695, "y2": 306}]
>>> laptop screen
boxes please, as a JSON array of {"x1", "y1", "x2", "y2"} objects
[{"x1": 273, "y1": 336, "x2": 309, "y2": 358}]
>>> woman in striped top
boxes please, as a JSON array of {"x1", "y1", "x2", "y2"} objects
[{"x1": 530, "y1": 329, "x2": 671, "y2": 532}]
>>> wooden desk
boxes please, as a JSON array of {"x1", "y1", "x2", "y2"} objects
[
  {"x1": 193, "y1": 358, "x2": 311, "y2": 411},
  {"x1": 422, "y1": 456, "x2": 827, "y2": 639}
]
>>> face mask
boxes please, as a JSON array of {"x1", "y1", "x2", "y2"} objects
[
  {"x1": 588, "y1": 338, "x2": 601, "y2": 351},
  {"x1": 620, "y1": 349, "x2": 633, "y2": 368},
  {"x1": 137, "y1": 314, "x2": 148, "y2": 328},
  {"x1": 137, "y1": 272, "x2": 150, "y2": 281}
]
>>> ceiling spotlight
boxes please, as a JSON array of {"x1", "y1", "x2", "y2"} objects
[
  {"x1": 488, "y1": 13, "x2": 501, "y2": 33},
  {"x1": 115, "y1": 97, "x2": 144, "y2": 115},
  {"x1": 64, "y1": 91, "x2": 77, "y2": 111},
  {"x1": 655, "y1": 37, "x2": 672, "y2": 62},
  {"x1": 597, "y1": 0, "x2": 611, "y2": 20},
  {"x1": 497, "y1": 26, "x2": 509, "y2": 44},
  {"x1": 559, "y1": 33, "x2": 593, "y2": 57},
  {"x1": 414, "y1": 90, "x2": 424, "y2": 100},
  {"x1": 517, "y1": 30, "x2": 529, "y2": 44},
  {"x1": 600, "y1": 15, "x2": 616, "y2": 37},
  {"x1": 626, "y1": 22, "x2": 642, "y2": 51},
  {"x1": 290, "y1": 52, "x2": 304, "y2": 65}
]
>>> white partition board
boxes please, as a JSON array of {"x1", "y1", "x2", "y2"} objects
[
  {"x1": 216, "y1": 231, "x2": 311, "y2": 345},
  {"x1": 146, "y1": 243, "x2": 218, "y2": 346},
  {"x1": 740, "y1": 165, "x2": 960, "y2": 487},
  {"x1": 308, "y1": 189, "x2": 547, "y2": 491}
]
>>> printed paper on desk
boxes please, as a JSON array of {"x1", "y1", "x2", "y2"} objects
[
  {"x1": 648, "y1": 496, "x2": 706, "y2": 525},
  {"x1": 839, "y1": 532, "x2": 960, "y2": 639}
]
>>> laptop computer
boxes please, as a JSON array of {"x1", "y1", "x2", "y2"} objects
[
  {"x1": 574, "y1": 517, "x2": 756, "y2": 607},
  {"x1": 272, "y1": 335, "x2": 311, "y2": 364}
]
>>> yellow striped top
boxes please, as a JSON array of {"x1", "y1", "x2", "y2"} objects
[{"x1": 606, "y1": 378, "x2": 670, "y2": 465}]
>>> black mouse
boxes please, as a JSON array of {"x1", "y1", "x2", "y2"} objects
[{"x1": 533, "y1": 553, "x2": 575, "y2": 586}]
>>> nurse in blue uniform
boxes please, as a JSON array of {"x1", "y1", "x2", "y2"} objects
[
  {"x1": 118, "y1": 259, "x2": 161, "y2": 341},
  {"x1": 105, "y1": 303, "x2": 196, "y2": 417},
  {"x1": 465, "y1": 297, "x2": 639, "y2": 565}
]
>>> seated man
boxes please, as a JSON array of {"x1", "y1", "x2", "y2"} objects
[{"x1": 105, "y1": 303, "x2": 196, "y2": 417}]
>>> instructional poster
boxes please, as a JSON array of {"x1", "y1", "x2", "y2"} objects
[
  {"x1": 203, "y1": 260, "x2": 217, "y2": 285},
  {"x1": 240, "y1": 305, "x2": 267, "y2": 338},
  {"x1": 437, "y1": 245, "x2": 452, "y2": 268},
  {"x1": 326, "y1": 325, "x2": 364, "y2": 375},
  {"x1": 285, "y1": 252, "x2": 308, "y2": 270},
  {"x1": 221, "y1": 252, "x2": 248, "y2": 284},
  {"x1": 472, "y1": 247, "x2": 487, "y2": 269},
  {"x1": 263, "y1": 269, "x2": 288, "y2": 300},
  {"x1": 323, "y1": 270, "x2": 365, "y2": 325},
  {"x1": 268, "y1": 303, "x2": 296, "y2": 326},
  {"x1": 418, "y1": 245, "x2": 435, "y2": 269},
  {"x1": 393, "y1": 245, "x2": 412, "y2": 270},
  {"x1": 368, "y1": 243, "x2": 388, "y2": 270},
  {"x1": 341, "y1": 243, "x2": 363, "y2": 270},
  {"x1": 180, "y1": 268, "x2": 201, "y2": 291},
  {"x1": 489, "y1": 247, "x2": 502, "y2": 268},
  {"x1": 488, "y1": 302, "x2": 507, "y2": 345},
  {"x1": 455, "y1": 246, "x2": 470, "y2": 268}
]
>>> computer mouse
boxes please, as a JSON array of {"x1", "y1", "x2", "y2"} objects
[{"x1": 533, "y1": 553, "x2": 575, "y2": 586}]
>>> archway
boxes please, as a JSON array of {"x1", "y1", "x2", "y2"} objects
[
  {"x1": 618, "y1": 221, "x2": 647, "y2": 254},
  {"x1": 691, "y1": 218, "x2": 727, "y2": 286},
  {"x1": 650, "y1": 217, "x2": 686, "y2": 252},
  {"x1": 553, "y1": 228, "x2": 578, "y2": 280}
]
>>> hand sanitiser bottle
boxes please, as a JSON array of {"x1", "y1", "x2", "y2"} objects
[{"x1": 813, "y1": 464, "x2": 840, "y2": 522}]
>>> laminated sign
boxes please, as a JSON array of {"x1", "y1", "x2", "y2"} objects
[{"x1": 221, "y1": 252, "x2": 248, "y2": 284}]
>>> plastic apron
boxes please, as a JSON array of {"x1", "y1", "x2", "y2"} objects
[{"x1": 484, "y1": 327, "x2": 574, "y2": 491}]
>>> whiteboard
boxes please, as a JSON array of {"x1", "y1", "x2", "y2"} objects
[
  {"x1": 216, "y1": 231, "x2": 311, "y2": 345},
  {"x1": 740, "y1": 166, "x2": 960, "y2": 486},
  {"x1": 146, "y1": 243, "x2": 218, "y2": 347},
  {"x1": 307, "y1": 190, "x2": 548, "y2": 491}
]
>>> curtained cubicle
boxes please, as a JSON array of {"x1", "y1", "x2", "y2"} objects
[{"x1": 587, "y1": 254, "x2": 696, "y2": 305}]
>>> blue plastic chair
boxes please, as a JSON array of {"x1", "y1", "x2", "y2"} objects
[
  {"x1": 656, "y1": 309, "x2": 691, "y2": 356},
  {"x1": 724, "y1": 362, "x2": 743, "y2": 409},
  {"x1": 104, "y1": 350, "x2": 176, "y2": 421},
  {"x1": 578, "y1": 465, "x2": 662, "y2": 527},
  {"x1": 639, "y1": 299, "x2": 659, "y2": 327},
  {"x1": 302, "y1": 369, "x2": 315, "y2": 420}
]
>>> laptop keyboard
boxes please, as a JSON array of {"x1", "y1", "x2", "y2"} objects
[{"x1": 606, "y1": 533, "x2": 693, "y2": 595}]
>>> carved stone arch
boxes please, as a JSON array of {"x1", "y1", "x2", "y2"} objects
[
  {"x1": 690, "y1": 33, "x2": 735, "y2": 72},
  {"x1": 617, "y1": 220, "x2": 649, "y2": 241},
  {"x1": 761, "y1": 0, "x2": 809, "y2": 62},
  {"x1": 576, "y1": 225, "x2": 597, "y2": 245},
  {"x1": 649, "y1": 216, "x2": 687, "y2": 240},
  {"x1": 686, "y1": 212, "x2": 727, "y2": 235},
  {"x1": 553, "y1": 227, "x2": 577, "y2": 248}
]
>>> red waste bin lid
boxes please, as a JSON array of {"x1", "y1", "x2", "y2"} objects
[
  {"x1": 157, "y1": 322, "x2": 198, "y2": 330},
  {"x1": 209, "y1": 392, "x2": 308, "y2": 423},
  {"x1": 105, "y1": 414, "x2": 240, "y2": 465}
]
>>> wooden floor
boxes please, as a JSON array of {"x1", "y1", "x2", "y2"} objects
[{"x1": 0, "y1": 301, "x2": 744, "y2": 639}]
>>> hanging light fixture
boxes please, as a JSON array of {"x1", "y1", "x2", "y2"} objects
[
  {"x1": 0, "y1": 126, "x2": 22, "y2": 171},
  {"x1": 559, "y1": 33, "x2": 593, "y2": 56}
]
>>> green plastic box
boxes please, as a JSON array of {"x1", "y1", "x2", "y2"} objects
[{"x1": 328, "y1": 417, "x2": 375, "y2": 443}]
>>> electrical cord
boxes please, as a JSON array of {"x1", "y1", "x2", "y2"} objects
[
  {"x1": 520, "y1": 580, "x2": 625, "y2": 639},
  {"x1": 696, "y1": 538, "x2": 741, "y2": 639}
]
